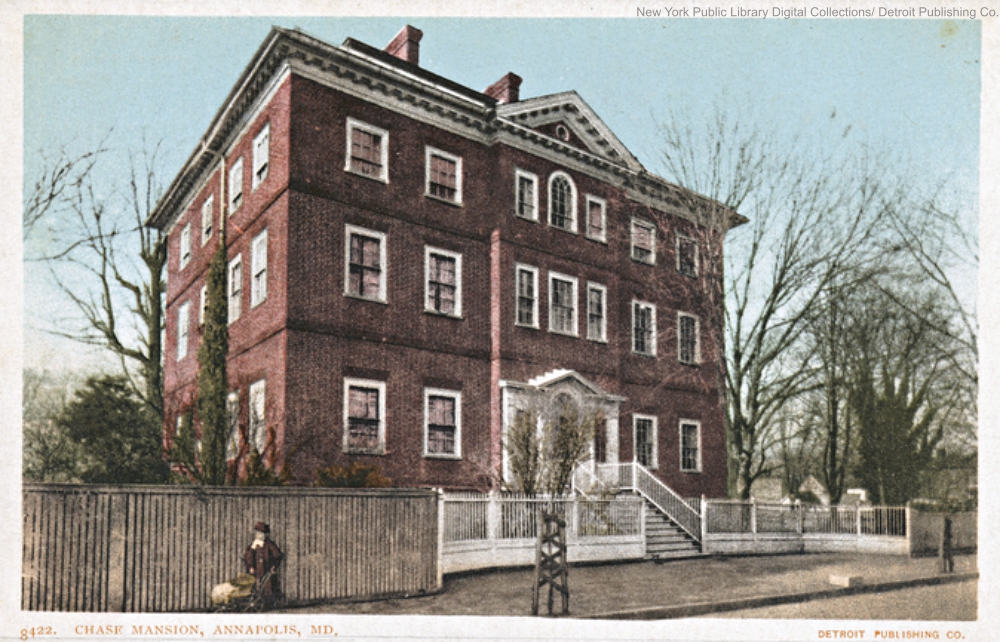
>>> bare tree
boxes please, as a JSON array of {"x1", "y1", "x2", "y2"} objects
[
  {"x1": 503, "y1": 398, "x2": 599, "y2": 496},
  {"x1": 26, "y1": 143, "x2": 167, "y2": 420},
  {"x1": 657, "y1": 108, "x2": 890, "y2": 499},
  {"x1": 23, "y1": 142, "x2": 106, "y2": 239},
  {"x1": 881, "y1": 186, "x2": 978, "y2": 386}
]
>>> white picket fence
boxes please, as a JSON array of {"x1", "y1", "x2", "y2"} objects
[
  {"x1": 700, "y1": 499, "x2": 909, "y2": 555},
  {"x1": 441, "y1": 493, "x2": 645, "y2": 574}
]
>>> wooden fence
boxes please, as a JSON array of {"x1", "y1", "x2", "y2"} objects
[{"x1": 22, "y1": 484, "x2": 440, "y2": 612}]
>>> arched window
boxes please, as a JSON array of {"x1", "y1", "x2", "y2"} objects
[{"x1": 548, "y1": 173, "x2": 576, "y2": 232}]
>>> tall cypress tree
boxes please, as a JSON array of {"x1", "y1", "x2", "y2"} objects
[{"x1": 197, "y1": 228, "x2": 230, "y2": 485}]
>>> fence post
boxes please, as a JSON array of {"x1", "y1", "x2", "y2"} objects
[
  {"x1": 905, "y1": 502, "x2": 913, "y2": 556},
  {"x1": 750, "y1": 498, "x2": 757, "y2": 535},
  {"x1": 795, "y1": 500, "x2": 803, "y2": 534},
  {"x1": 487, "y1": 490, "x2": 501, "y2": 543},
  {"x1": 569, "y1": 496, "x2": 578, "y2": 544},
  {"x1": 700, "y1": 495, "x2": 708, "y2": 550},
  {"x1": 436, "y1": 489, "x2": 445, "y2": 589},
  {"x1": 856, "y1": 506, "x2": 863, "y2": 537}
]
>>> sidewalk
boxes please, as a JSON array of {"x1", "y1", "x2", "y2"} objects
[{"x1": 280, "y1": 552, "x2": 977, "y2": 619}]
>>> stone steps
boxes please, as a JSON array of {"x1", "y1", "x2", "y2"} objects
[{"x1": 644, "y1": 501, "x2": 702, "y2": 560}]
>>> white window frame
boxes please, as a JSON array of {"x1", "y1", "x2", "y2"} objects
[
  {"x1": 548, "y1": 272, "x2": 578, "y2": 337},
  {"x1": 179, "y1": 223, "x2": 191, "y2": 270},
  {"x1": 344, "y1": 225, "x2": 388, "y2": 303},
  {"x1": 547, "y1": 171, "x2": 578, "y2": 233},
  {"x1": 199, "y1": 284, "x2": 207, "y2": 326},
  {"x1": 585, "y1": 194, "x2": 607, "y2": 242},
  {"x1": 177, "y1": 301, "x2": 191, "y2": 361},
  {"x1": 201, "y1": 196, "x2": 214, "y2": 246},
  {"x1": 631, "y1": 218, "x2": 657, "y2": 265},
  {"x1": 252, "y1": 123, "x2": 270, "y2": 190},
  {"x1": 633, "y1": 414, "x2": 658, "y2": 470},
  {"x1": 345, "y1": 118, "x2": 389, "y2": 183},
  {"x1": 227, "y1": 255, "x2": 242, "y2": 324},
  {"x1": 343, "y1": 378, "x2": 387, "y2": 455},
  {"x1": 514, "y1": 263, "x2": 539, "y2": 329},
  {"x1": 251, "y1": 229, "x2": 268, "y2": 308},
  {"x1": 424, "y1": 246, "x2": 462, "y2": 317},
  {"x1": 676, "y1": 234, "x2": 699, "y2": 277},
  {"x1": 424, "y1": 146, "x2": 463, "y2": 205},
  {"x1": 514, "y1": 169, "x2": 539, "y2": 221},
  {"x1": 679, "y1": 419, "x2": 702, "y2": 473},
  {"x1": 632, "y1": 300, "x2": 657, "y2": 357},
  {"x1": 249, "y1": 378, "x2": 267, "y2": 455},
  {"x1": 586, "y1": 282, "x2": 607, "y2": 343},
  {"x1": 678, "y1": 312, "x2": 702, "y2": 365},
  {"x1": 423, "y1": 388, "x2": 462, "y2": 459},
  {"x1": 226, "y1": 391, "x2": 240, "y2": 461},
  {"x1": 228, "y1": 157, "x2": 244, "y2": 214}
]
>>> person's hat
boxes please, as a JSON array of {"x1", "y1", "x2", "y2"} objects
[{"x1": 254, "y1": 522, "x2": 270, "y2": 534}]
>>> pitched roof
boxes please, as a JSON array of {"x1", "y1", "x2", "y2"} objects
[{"x1": 147, "y1": 26, "x2": 745, "y2": 233}]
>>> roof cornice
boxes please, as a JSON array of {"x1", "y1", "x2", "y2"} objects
[{"x1": 148, "y1": 27, "x2": 745, "y2": 233}]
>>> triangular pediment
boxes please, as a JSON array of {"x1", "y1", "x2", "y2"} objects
[
  {"x1": 527, "y1": 369, "x2": 608, "y2": 398},
  {"x1": 497, "y1": 91, "x2": 645, "y2": 172}
]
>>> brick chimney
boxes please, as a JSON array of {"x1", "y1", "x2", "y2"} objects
[
  {"x1": 485, "y1": 72, "x2": 522, "y2": 104},
  {"x1": 385, "y1": 25, "x2": 423, "y2": 66}
]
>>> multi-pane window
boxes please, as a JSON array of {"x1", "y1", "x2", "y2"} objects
[
  {"x1": 677, "y1": 235, "x2": 698, "y2": 277},
  {"x1": 631, "y1": 218, "x2": 656, "y2": 264},
  {"x1": 344, "y1": 379, "x2": 385, "y2": 454},
  {"x1": 548, "y1": 173, "x2": 576, "y2": 231},
  {"x1": 228, "y1": 255, "x2": 242, "y2": 323},
  {"x1": 424, "y1": 389, "x2": 461, "y2": 458},
  {"x1": 515, "y1": 264, "x2": 539, "y2": 328},
  {"x1": 585, "y1": 195, "x2": 606, "y2": 242},
  {"x1": 586, "y1": 282, "x2": 606, "y2": 342},
  {"x1": 251, "y1": 229, "x2": 268, "y2": 307},
  {"x1": 199, "y1": 284, "x2": 207, "y2": 326},
  {"x1": 633, "y1": 301, "x2": 656, "y2": 356},
  {"x1": 634, "y1": 415, "x2": 657, "y2": 470},
  {"x1": 249, "y1": 379, "x2": 267, "y2": 455},
  {"x1": 549, "y1": 273, "x2": 578, "y2": 336},
  {"x1": 345, "y1": 225, "x2": 387, "y2": 302},
  {"x1": 179, "y1": 223, "x2": 192, "y2": 269},
  {"x1": 177, "y1": 301, "x2": 191, "y2": 360},
  {"x1": 252, "y1": 123, "x2": 270, "y2": 189},
  {"x1": 426, "y1": 147, "x2": 462, "y2": 203},
  {"x1": 680, "y1": 420, "x2": 701, "y2": 472},
  {"x1": 346, "y1": 118, "x2": 388, "y2": 181},
  {"x1": 425, "y1": 247, "x2": 461, "y2": 316},
  {"x1": 225, "y1": 391, "x2": 240, "y2": 461},
  {"x1": 228, "y1": 157, "x2": 244, "y2": 213},
  {"x1": 678, "y1": 313, "x2": 701, "y2": 365},
  {"x1": 515, "y1": 170, "x2": 538, "y2": 220},
  {"x1": 201, "y1": 196, "x2": 214, "y2": 245}
]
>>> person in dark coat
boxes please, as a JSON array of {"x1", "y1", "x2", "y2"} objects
[{"x1": 243, "y1": 522, "x2": 283, "y2": 600}]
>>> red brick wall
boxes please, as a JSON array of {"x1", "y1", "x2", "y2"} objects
[
  {"x1": 163, "y1": 75, "x2": 292, "y2": 454},
  {"x1": 163, "y1": 70, "x2": 727, "y2": 496}
]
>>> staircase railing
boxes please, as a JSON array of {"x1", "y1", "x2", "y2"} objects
[{"x1": 595, "y1": 462, "x2": 702, "y2": 542}]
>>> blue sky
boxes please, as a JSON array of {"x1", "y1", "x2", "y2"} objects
[{"x1": 21, "y1": 15, "x2": 981, "y2": 372}]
